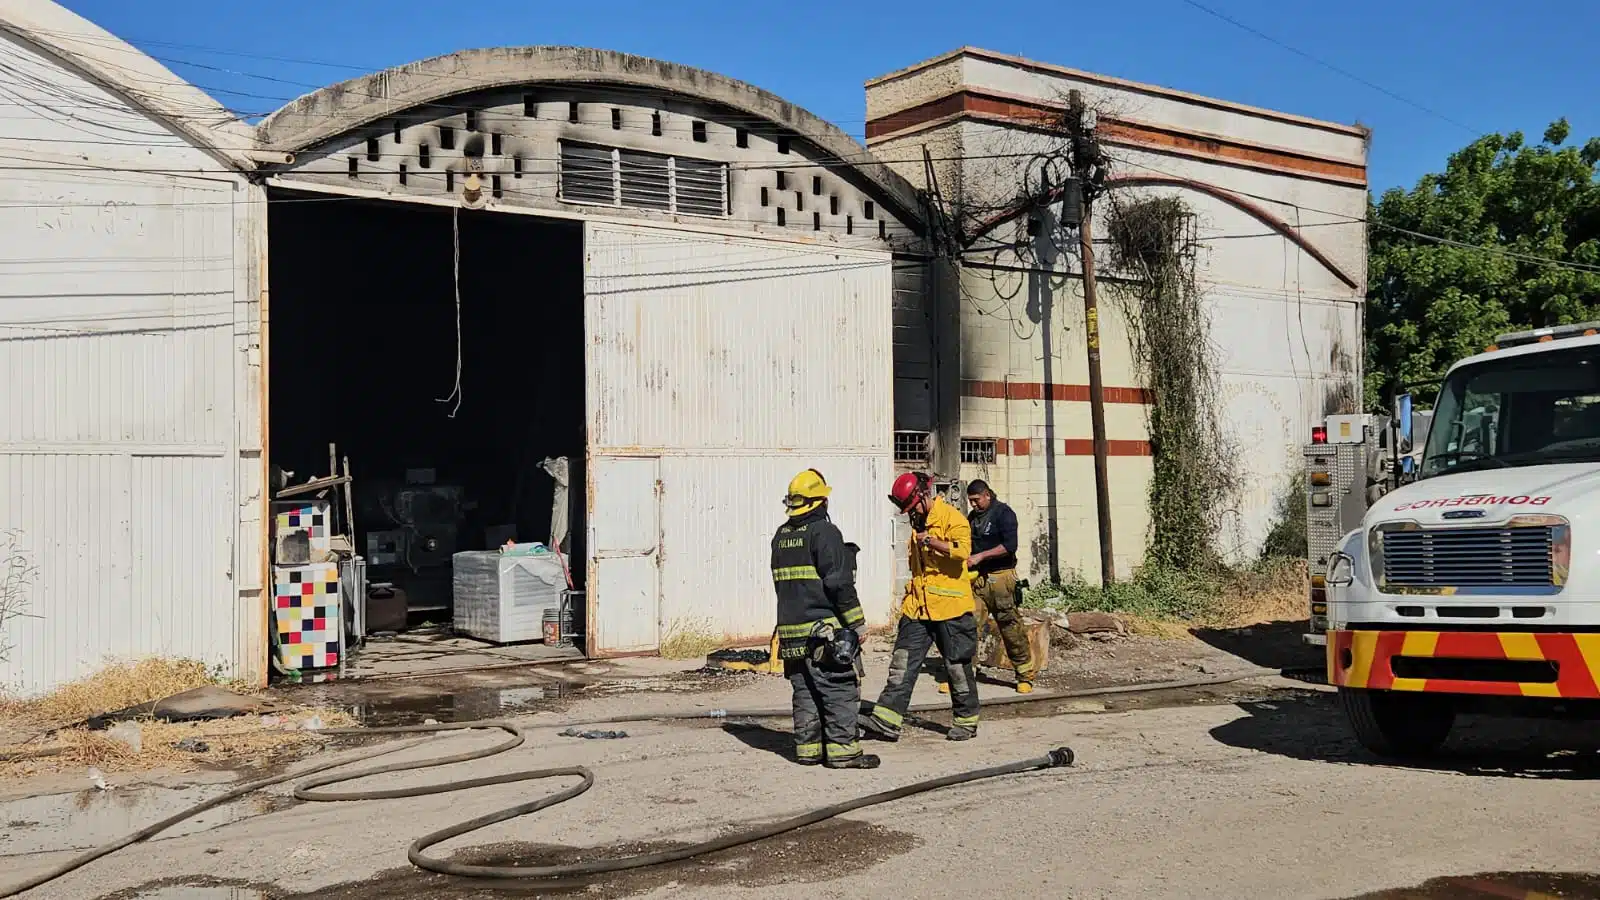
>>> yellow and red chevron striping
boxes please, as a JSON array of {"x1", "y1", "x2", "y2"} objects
[{"x1": 1328, "y1": 630, "x2": 1600, "y2": 699}]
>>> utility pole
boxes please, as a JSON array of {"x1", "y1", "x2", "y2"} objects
[{"x1": 1067, "y1": 89, "x2": 1116, "y2": 587}]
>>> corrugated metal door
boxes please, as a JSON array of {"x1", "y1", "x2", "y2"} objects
[
  {"x1": 587, "y1": 455, "x2": 661, "y2": 653},
  {"x1": 583, "y1": 222, "x2": 894, "y2": 655}
]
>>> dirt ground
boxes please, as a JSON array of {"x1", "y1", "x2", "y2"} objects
[{"x1": 13, "y1": 625, "x2": 1600, "y2": 900}]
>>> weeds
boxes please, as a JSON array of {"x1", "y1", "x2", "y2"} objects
[
  {"x1": 0, "y1": 531, "x2": 37, "y2": 665},
  {"x1": 1260, "y1": 472, "x2": 1309, "y2": 562},
  {"x1": 1023, "y1": 557, "x2": 1307, "y2": 627},
  {"x1": 0, "y1": 657, "x2": 226, "y2": 729},
  {"x1": 1106, "y1": 196, "x2": 1237, "y2": 572},
  {"x1": 658, "y1": 618, "x2": 729, "y2": 660}
]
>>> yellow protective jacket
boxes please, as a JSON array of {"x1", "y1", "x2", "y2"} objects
[{"x1": 901, "y1": 497, "x2": 975, "y2": 621}]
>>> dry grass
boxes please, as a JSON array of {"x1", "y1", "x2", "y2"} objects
[
  {"x1": 0, "y1": 658, "x2": 230, "y2": 730},
  {"x1": 0, "y1": 708, "x2": 357, "y2": 779},
  {"x1": 1124, "y1": 617, "x2": 1194, "y2": 639},
  {"x1": 0, "y1": 657, "x2": 358, "y2": 780},
  {"x1": 1211, "y1": 558, "x2": 1309, "y2": 627},
  {"x1": 659, "y1": 618, "x2": 730, "y2": 660}
]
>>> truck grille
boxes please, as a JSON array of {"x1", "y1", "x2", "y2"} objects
[{"x1": 1381, "y1": 526, "x2": 1554, "y2": 588}]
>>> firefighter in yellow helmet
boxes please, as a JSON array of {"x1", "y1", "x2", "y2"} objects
[{"x1": 771, "y1": 469, "x2": 878, "y2": 769}]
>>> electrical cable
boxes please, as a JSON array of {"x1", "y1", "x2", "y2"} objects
[
  {"x1": 0, "y1": 666, "x2": 1276, "y2": 897},
  {"x1": 19, "y1": 16, "x2": 1594, "y2": 277},
  {"x1": 435, "y1": 205, "x2": 463, "y2": 418},
  {"x1": 1176, "y1": 0, "x2": 1482, "y2": 136}
]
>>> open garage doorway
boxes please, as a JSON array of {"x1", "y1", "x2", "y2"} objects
[{"x1": 267, "y1": 189, "x2": 587, "y2": 666}]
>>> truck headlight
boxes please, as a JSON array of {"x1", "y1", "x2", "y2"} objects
[{"x1": 1328, "y1": 552, "x2": 1354, "y2": 586}]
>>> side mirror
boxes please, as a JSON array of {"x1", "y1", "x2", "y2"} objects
[{"x1": 1394, "y1": 393, "x2": 1414, "y2": 455}]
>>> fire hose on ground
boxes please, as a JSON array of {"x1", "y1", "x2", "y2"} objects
[{"x1": 0, "y1": 666, "x2": 1280, "y2": 897}]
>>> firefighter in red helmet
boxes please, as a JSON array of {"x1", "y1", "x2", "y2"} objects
[{"x1": 861, "y1": 472, "x2": 982, "y2": 742}]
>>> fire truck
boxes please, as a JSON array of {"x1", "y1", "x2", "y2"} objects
[{"x1": 1309, "y1": 320, "x2": 1600, "y2": 757}]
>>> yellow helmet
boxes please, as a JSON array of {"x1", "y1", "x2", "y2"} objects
[{"x1": 783, "y1": 469, "x2": 832, "y2": 517}]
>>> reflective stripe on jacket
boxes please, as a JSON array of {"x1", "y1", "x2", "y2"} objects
[
  {"x1": 772, "y1": 508, "x2": 864, "y2": 659},
  {"x1": 901, "y1": 497, "x2": 974, "y2": 621}
]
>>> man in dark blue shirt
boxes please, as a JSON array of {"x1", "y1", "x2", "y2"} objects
[{"x1": 964, "y1": 480, "x2": 1037, "y2": 692}]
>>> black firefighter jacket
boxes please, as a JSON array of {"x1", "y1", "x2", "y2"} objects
[{"x1": 771, "y1": 507, "x2": 864, "y2": 659}]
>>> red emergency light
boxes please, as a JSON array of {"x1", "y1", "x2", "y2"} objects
[{"x1": 1311, "y1": 425, "x2": 1328, "y2": 444}]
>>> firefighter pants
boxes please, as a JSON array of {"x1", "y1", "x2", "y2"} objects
[
  {"x1": 972, "y1": 569, "x2": 1036, "y2": 681},
  {"x1": 868, "y1": 613, "x2": 980, "y2": 737},
  {"x1": 785, "y1": 656, "x2": 863, "y2": 763}
]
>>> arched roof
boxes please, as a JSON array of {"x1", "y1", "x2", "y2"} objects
[
  {"x1": 257, "y1": 45, "x2": 924, "y2": 225},
  {"x1": 0, "y1": 0, "x2": 259, "y2": 169}
]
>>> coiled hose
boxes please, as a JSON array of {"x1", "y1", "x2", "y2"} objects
[
  {"x1": 1, "y1": 666, "x2": 1274, "y2": 897},
  {"x1": 1, "y1": 720, "x2": 1071, "y2": 897}
]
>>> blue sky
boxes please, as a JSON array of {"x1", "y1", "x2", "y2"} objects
[{"x1": 62, "y1": 0, "x2": 1599, "y2": 193}]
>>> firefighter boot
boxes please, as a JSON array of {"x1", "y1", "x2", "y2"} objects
[
  {"x1": 858, "y1": 715, "x2": 900, "y2": 742},
  {"x1": 825, "y1": 753, "x2": 882, "y2": 770},
  {"x1": 947, "y1": 725, "x2": 977, "y2": 742}
]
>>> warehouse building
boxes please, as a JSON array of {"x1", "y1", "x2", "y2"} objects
[
  {"x1": 867, "y1": 47, "x2": 1369, "y2": 581},
  {"x1": 0, "y1": 1, "x2": 931, "y2": 694},
  {"x1": 0, "y1": 4, "x2": 1368, "y2": 696}
]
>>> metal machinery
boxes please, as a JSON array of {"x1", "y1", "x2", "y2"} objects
[
  {"x1": 360, "y1": 479, "x2": 466, "y2": 617},
  {"x1": 1303, "y1": 414, "x2": 1392, "y2": 645}
]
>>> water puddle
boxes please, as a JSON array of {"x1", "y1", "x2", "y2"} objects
[
  {"x1": 348, "y1": 683, "x2": 569, "y2": 726},
  {"x1": 126, "y1": 888, "x2": 267, "y2": 900},
  {"x1": 282, "y1": 820, "x2": 919, "y2": 899},
  {"x1": 0, "y1": 784, "x2": 266, "y2": 856},
  {"x1": 1344, "y1": 872, "x2": 1600, "y2": 898},
  {"x1": 288, "y1": 673, "x2": 574, "y2": 727}
]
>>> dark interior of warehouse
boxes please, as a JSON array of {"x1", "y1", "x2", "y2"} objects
[{"x1": 267, "y1": 190, "x2": 586, "y2": 637}]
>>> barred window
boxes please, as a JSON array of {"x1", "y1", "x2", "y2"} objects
[
  {"x1": 960, "y1": 438, "x2": 997, "y2": 464},
  {"x1": 559, "y1": 141, "x2": 728, "y2": 217},
  {"x1": 893, "y1": 431, "x2": 931, "y2": 465}
]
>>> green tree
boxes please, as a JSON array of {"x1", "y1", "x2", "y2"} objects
[{"x1": 1366, "y1": 120, "x2": 1600, "y2": 406}]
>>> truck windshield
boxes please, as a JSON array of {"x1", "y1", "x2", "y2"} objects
[{"x1": 1421, "y1": 345, "x2": 1600, "y2": 478}]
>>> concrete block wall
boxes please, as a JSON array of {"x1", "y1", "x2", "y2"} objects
[
  {"x1": 954, "y1": 266, "x2": 1152, "y2": 584},
  {"x1": 866, "y1": 47, "x2": 1369, "y2": 571}
]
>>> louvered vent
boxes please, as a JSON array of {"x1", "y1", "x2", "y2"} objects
[{"x1": 560, "y1": 141, "x2": 727, "y2": 217}]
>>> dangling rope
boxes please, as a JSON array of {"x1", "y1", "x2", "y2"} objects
[{"x1": 437, "y1": 206, "x2": 464, "y2": 418}]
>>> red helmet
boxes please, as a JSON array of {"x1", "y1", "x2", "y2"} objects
[{"x1": 888, "y1": 472, "x2": 929, "y2": 511}]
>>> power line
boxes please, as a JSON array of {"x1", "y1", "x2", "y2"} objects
[
  {"x1": 22, "y1": 25, "x2": 874, "y2": 130},
  {"x1": 9, "y1": 29, "x2": 1592, "y2": 279},
  {"x1": 1177, "y1": 0, "x2": 1482, "y2": 135},
  {"x1": 1105, "y1": 150, "x2": 1600, "y2": 275}
]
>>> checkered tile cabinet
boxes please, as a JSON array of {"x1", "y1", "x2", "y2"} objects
[
  {"x1": 272, "y1": 500, "x2": 334, "y2": 553},
  {"x1": 273, "y1": 562, "x2": 342, "y2": 671}
]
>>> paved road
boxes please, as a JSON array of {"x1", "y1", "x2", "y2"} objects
[{"x1": 8, "y1": 678, "x2": 1600, "y2": 900}]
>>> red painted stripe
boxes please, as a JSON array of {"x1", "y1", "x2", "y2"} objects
[
  {"x1": 1537, "y1": 633, "x2": 1600, "y2": 698},
  {"x1": 864, "y1": 89, "x2": 1369, "y2": 185},
  {"x1": 1365, "y1": 632, "x2": 1407, "y2": 690},
  {"x1": 1063, "y1": 439, "x2": 1152, "y2": 457},
  {"x1": 1432, "y1": 631, "x2": 1508, "y2": 659},
  {"x1": 963, "y1": 380, "x2": 1152, "y2": 404}
]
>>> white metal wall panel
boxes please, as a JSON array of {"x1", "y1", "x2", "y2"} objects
[
  {"x1": 585, "y1": 226, "x2": 891, "y2": 452},
  {"x1": 657, "y1": 454, "x2": 894, "y2": 644},
  {"x1": 129, "y1": 454, "x2": 235, "y2": 673},
  {"x1": 0, "y1": 31, "x2": 256, "y2": 695},
  {"x1": 584, "y1": 223, "x2": 894, "y2": 654},
  {"x1": 0, "y1": 453, "x2": 131, "y2": 695}
]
